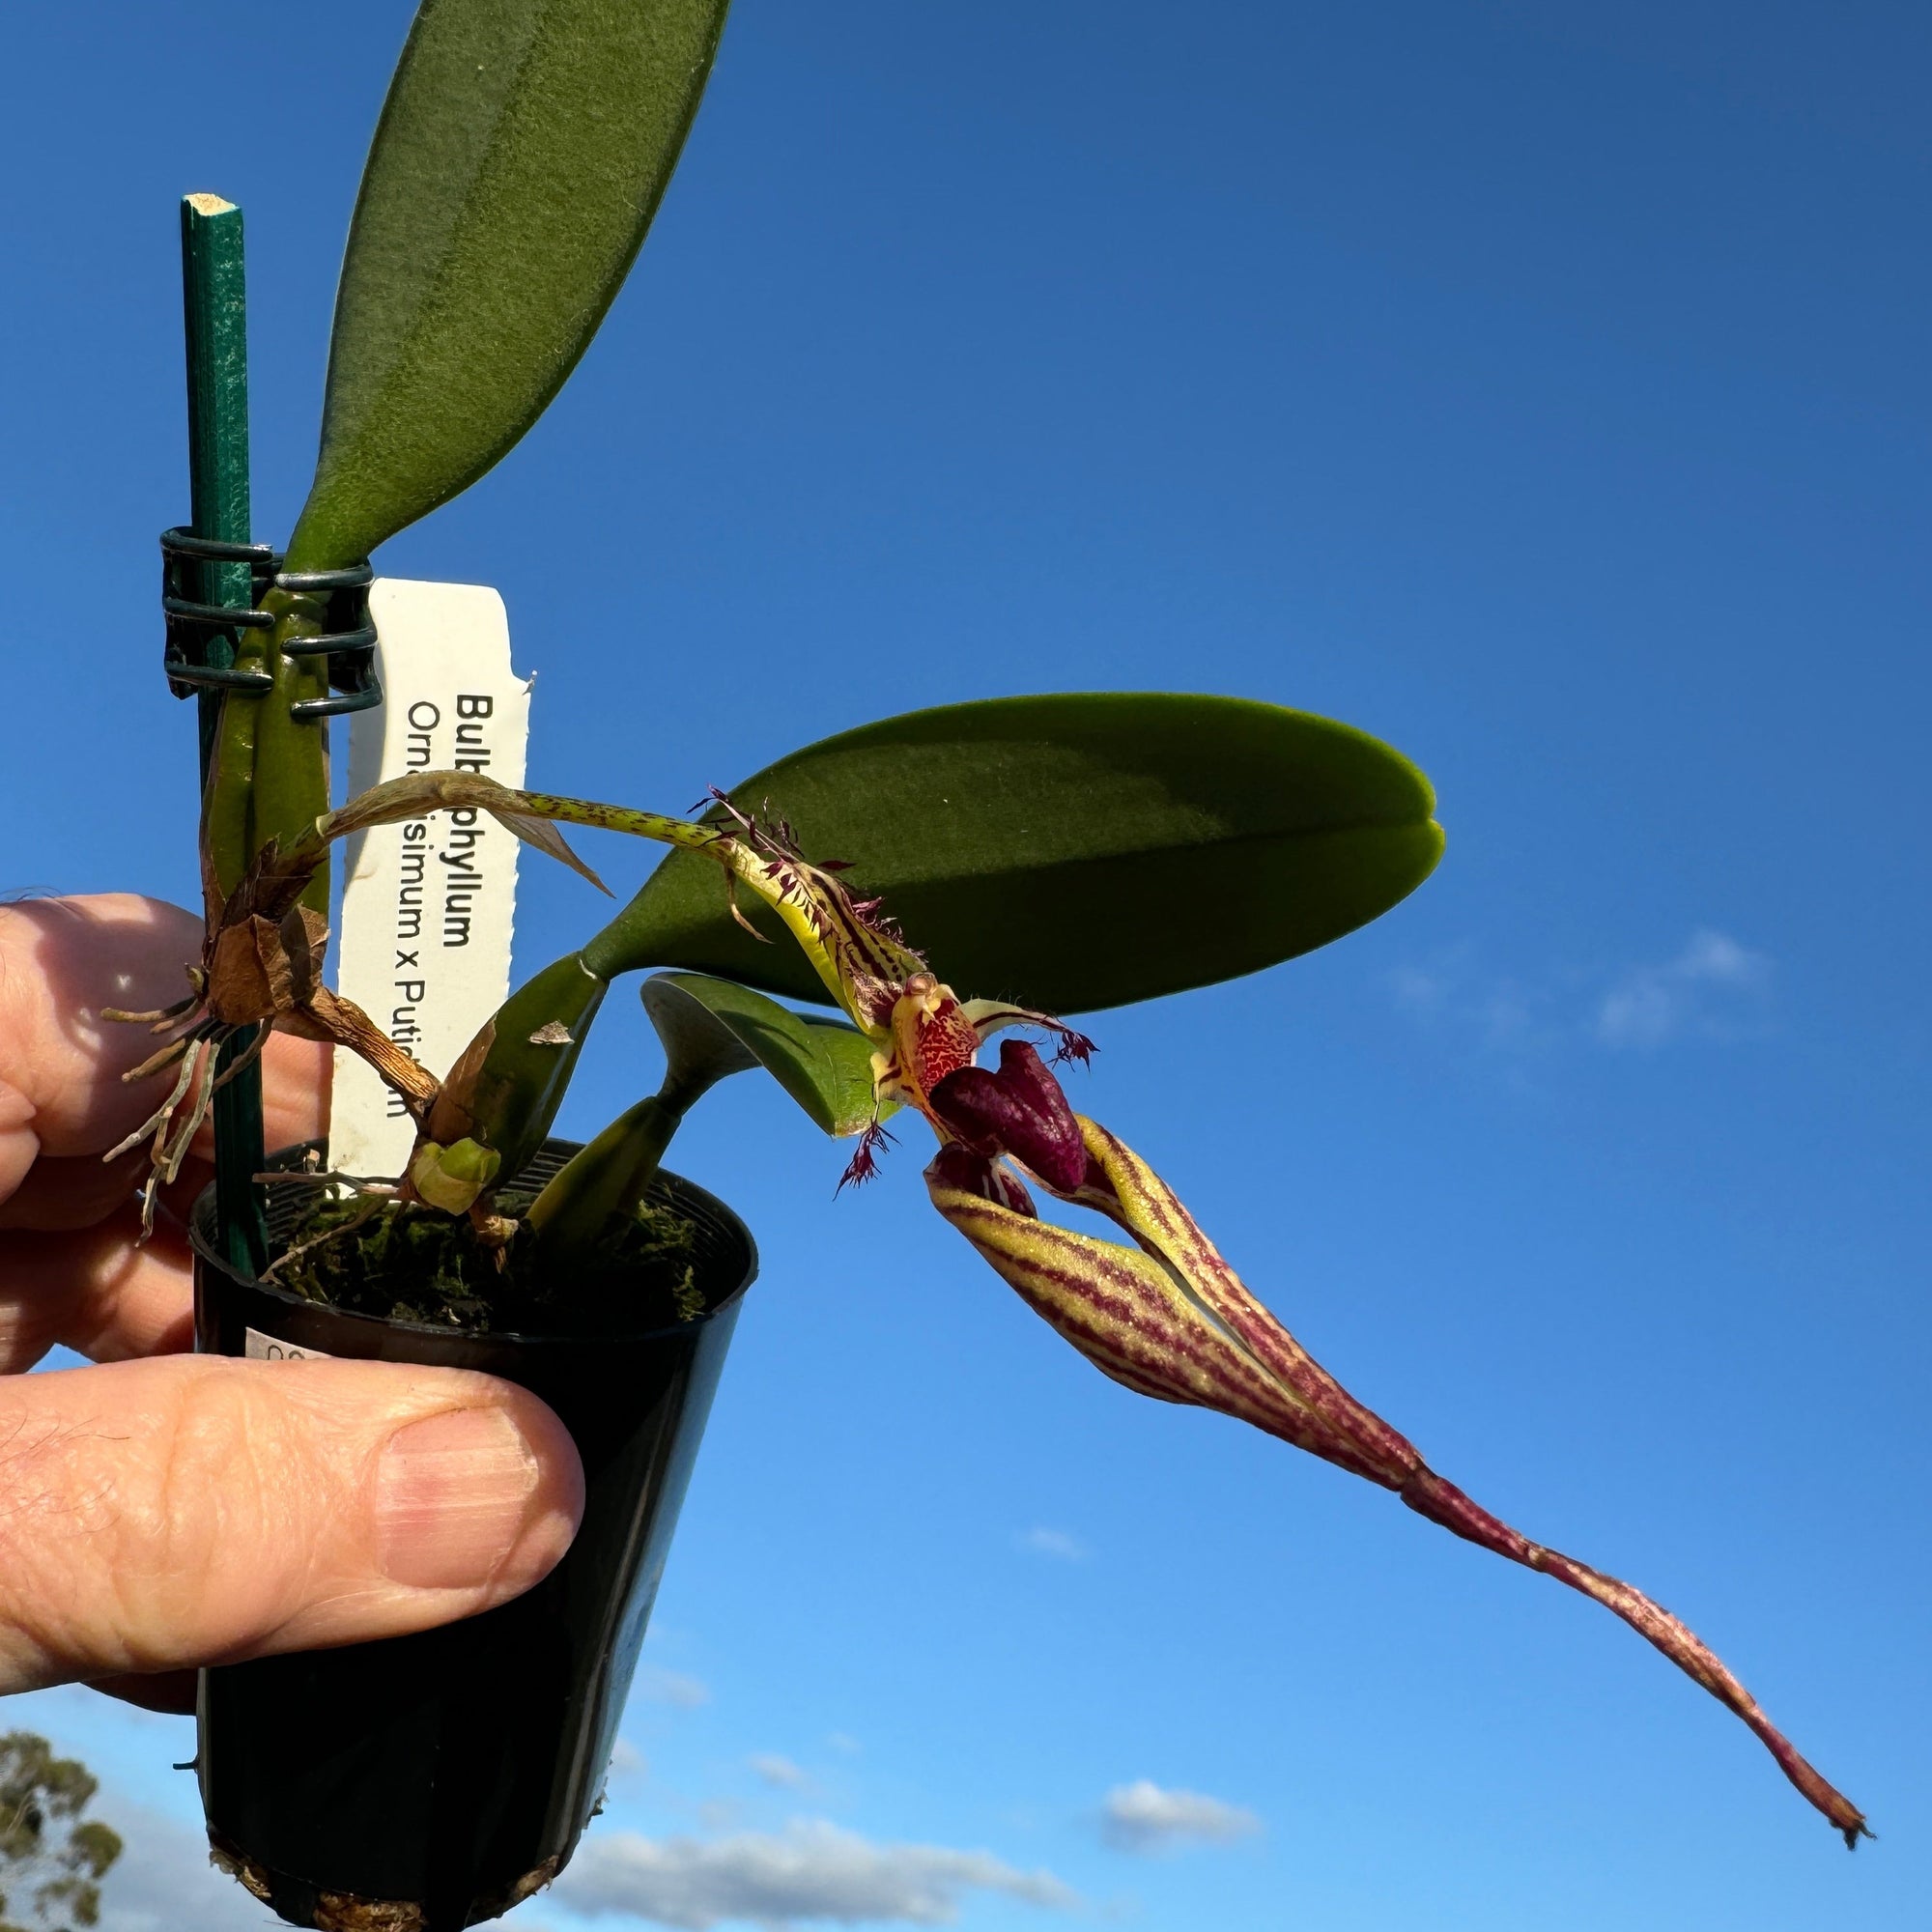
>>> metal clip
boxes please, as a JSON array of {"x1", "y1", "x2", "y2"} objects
[{"x1": 160, "y1": 527, "x2": 383, "y2": 720}]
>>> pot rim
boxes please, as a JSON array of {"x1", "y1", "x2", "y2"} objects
[{"x1": 190, "y1": 1139, "x2": 758, "y2": 1350}]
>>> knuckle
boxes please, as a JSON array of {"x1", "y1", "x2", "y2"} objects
[
  {"x1": 137, "y1": 1367, "x2": 331, "y2": 1654},
  {"x1": 0, "y1": 1363, "x2": 335, "y2": 1683},
  {"x1": 0, "y1": 1385, "x2": 134, "y2": 1682}
]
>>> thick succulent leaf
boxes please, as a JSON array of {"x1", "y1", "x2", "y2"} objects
[
  {"x1": 601, "y1": 695, "x2": 1444, "y2": 1014},
  {"x1": 642, "y1": 972, "x2": 883, "y2": 1136},
  {"x1": 285, "y1": 0, "x2": 731, "y2": 569}
]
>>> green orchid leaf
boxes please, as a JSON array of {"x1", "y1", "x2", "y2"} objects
[
  {"x1": 526, "y1": 975, "x2": 878, "y2": 1261},
  {"x1": 640, "y1": 974, "x2": 760, "y2": 1095},
  {"x1": 285, "y1": 0, "x2": 731, "y2": 570},
  {"x1": 593, "y1": 694, "x2": 1444, "y2": 1014},
  {"x1": 641, "y1": 972, "x2": 883, "y2": 1137}
]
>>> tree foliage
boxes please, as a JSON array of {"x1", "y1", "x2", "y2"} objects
[{"x1": 0, "y1": 1736, "x2": 122, "y2": 1932}]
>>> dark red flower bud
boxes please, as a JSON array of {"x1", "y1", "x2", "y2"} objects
[{"x1": 928, "y1": 1039, "x2": 1088, "y2": 1194}]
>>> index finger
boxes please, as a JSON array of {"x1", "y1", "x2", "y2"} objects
[{"x1": 0, "y1": 892, "x2": 327, "y2": 1236}]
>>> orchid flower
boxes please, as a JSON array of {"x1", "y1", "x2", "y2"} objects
[
  {"x1": 724, "y1": 825, "x2": 1869, "y2": 1847},
  {"x1": 921, "y1": 1046, "x2": 1867, "y2": 1846}
]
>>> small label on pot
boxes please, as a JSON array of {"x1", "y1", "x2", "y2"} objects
[
  {"x1": 331, "y1": 579, "x2": 534, "y2": 1180},
  {"x1": 243, "y1": 1327, "x2": 334, "y2": 1363}
]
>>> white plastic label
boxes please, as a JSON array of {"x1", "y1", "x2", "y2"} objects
[
  {"x1": 331, "y1": 579, "x2": 532, "y2": 1179},
  {"x1": 243, "y1": 1327, "x2": 333, "y2": 1363}
]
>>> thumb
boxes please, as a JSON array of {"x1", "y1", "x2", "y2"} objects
[{"x1": 0, "y1": 1354, "x2": 583, "y2": 1693}]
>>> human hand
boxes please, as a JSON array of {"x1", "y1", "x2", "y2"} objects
[{"x1": 0, "y1": 895, "x2": 583, "y2": 1713}]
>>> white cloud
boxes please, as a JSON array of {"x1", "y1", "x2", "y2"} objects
[
  {"x1": 556, "y1": 1820, "x2": 1076, "y2": 1928},
  {"x1": 1385, "y1": 952, "x2": 1554, "y2": 1052},
  {"x1": 638, "y1": 1667, "x2": 712, "y2": 1709},
  {"x1": 825, "y1": 1734, "x2": 862, "y2": 1756},
  {"x1": 1474, "y1": 980, "x2": 1544, "y2": 1049},
  {"x1": 1390, "y1": 929, "x2": 1772, "y2": 1056},
  {"x1": 1387, "y1": 963, "x2": 1449, "y2": 1016},
  {"x1": 609, "y1": 1737, "x2": 647, "y2": 1776},
  {"x1": 1100, "y1": 1780, "x2": 1261, "y2": 1853},
  {"x1": 1595, "y1": 928, "x2": 1771, "y2": 1048},
  {"x1": 749, "y1": 1753, "x2": 811, "y2": 1790},
  {"x1": 1017, "y1": 1526, "x2": 1090, "y2": 1562}
]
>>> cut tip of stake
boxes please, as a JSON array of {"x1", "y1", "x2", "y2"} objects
[{"x1": 183, "y1": 192, "x2": 237, "y2": 217}]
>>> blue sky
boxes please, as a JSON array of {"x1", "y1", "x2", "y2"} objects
[{"x1": 4, "y1": 2, "x2": 1929, "y2": 1927}]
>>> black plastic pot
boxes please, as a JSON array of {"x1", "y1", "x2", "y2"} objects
[{"x1": 189, "y1": 1141, "x2": 756, "y2": 1932}]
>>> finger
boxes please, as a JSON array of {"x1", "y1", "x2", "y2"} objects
[
  {"x1": 0, "y1": 1147, "x2": 154, "y2": 1234},
  {"x1": 0, "y1": 1026, "x2": 327, "y2": 1236},
  {"x1": 0, "y1": 895, "x2": 208, "y2": 1177},
  {"x1": 0, "y1": 1206, "x2": 195, "y2": 1374},
  {"x1": 0, "y1": 892, "x2": 327, "y2": 1228},
  {"x1": 0, "y1": 1134, "x2": 328, "y2": 1378},
  {"x1": 0, "y1": 1354, "x2": 583, "y2": 1693}
]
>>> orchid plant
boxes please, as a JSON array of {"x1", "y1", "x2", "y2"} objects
[{"x1": 128, "y1": 0, "x2": 1863, "y2": 1857}]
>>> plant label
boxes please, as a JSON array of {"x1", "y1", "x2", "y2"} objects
[
  {"x1": 331, "y1": 579, "x2": 533, "y2": 1178},
  {"x1": 243, "y1": 1328, "x2": 334, "y2": 1363}
]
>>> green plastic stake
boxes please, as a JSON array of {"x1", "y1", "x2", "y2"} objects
[{"x1": 180, "y1": 192, "x2": 269, "y2": 1275}]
